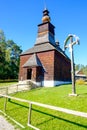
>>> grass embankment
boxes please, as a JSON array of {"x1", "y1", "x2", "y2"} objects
[
  {"x1": 0, "y1": 80, "x2": 17, "y2": 87},
  {"x1": 0, "y1": 84, "x2": 87, "y2": 130}
]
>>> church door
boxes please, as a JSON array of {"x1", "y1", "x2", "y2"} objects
[{"x1": 27, "y1": 69, "x2": 32, "y2": 79}]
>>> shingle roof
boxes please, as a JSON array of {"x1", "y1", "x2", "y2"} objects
[
  {"x1": 21, "y1": 42, "x2": 70, "y2": 61},
  {"x1": 23, "y1": 53, "x2": 42, "y2": 68},
  {"x1": 75, "y1": 70, "x2": 87, "y2": 77},
  {"x1": 21, "y1": 42, "x2": 54, "y2": 55}
]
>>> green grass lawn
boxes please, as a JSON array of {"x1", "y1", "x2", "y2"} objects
[
  {"x1": 0, "y1": 84, "x2": 87, "y2": 130},
  {"x1": 0, "y1": 81, "x2": 17, "y2": 87}
]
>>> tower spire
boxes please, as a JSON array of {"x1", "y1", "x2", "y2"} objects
[
  {"x1": 42, "y1": 8, "x2": 50, "y2": 23},
  {"x1": 44, "y1": 0, "x2": 47, "y2": 10},
  {"x1": 35, "y1": 8, "x2": 55, "y2": 45}
]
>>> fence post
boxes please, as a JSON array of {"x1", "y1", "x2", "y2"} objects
[
  {"x1": 28, "y1": 103, "x2": 32, "y2": 125},
  {"x1": 4, "y1": 87, "x2": 9, "y2": 112},
  {"x1": 16, "y1": 84, "x2": 18, "y2": 93},
  {"x1": 6, "y1": 87, "x2": 8, "y2": 95},
  {"x1": 4, "y1": 97, "x2": 7, "y2": 112},
  {"x1": 4, "y1": 97, "x2": 8, "y2": 112}
]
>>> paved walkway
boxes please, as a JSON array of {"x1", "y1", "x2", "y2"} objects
[
  {"x1": 0, "y1": 84, "x2": 28, "y2": 130},
  {"x1": 0, "y1": 115, "x2": 14, "y2": 130}
]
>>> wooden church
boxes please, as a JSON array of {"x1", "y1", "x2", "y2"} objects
[{"x1": 19, "y1": 8, "x2": 71, "y2": 87}]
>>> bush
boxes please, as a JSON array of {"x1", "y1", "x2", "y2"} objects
[
  {"x1": 76, "y1": 79, "x2": 85, "y2": 85},
  {"x1": 84, "y1": 81, "x2": 87, "y2": 85},
  {"x1": 0, "y1": 79, "x2": 18, "y2": 83}
]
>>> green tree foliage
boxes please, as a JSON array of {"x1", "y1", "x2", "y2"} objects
[
  {"x1": 0, "y1": 29, "x2": 22, "y2": 79},
  {"x1": 0, "y1": 30, "x2": 6, "y2": 42},
  {"x1": 82, "y1": 65, "x2": 87, "y2": 76},
  {"x1": 0, "y1": 30, "x2": 7, "y2": 79}
]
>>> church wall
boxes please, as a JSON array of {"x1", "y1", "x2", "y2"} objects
[
  {"x1": 19, "y1": 54, "x2": 32, "y2": 80},
  {"x1": 19, "y1": 50, "x2": 55, "y2": 82},
  {"x1": 54, "y1": 50, "x2": 71, "y2": 81},
  {"x1": 37, "y1": 50, "x2": 55, "y2": 81},
  {"x1": 19, "y1": 50, "x2": 71, "y2": 87}
]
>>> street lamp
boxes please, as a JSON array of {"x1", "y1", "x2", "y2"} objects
[{"x1": 64, "y1": 34, "x2": 80, "y2": 96}]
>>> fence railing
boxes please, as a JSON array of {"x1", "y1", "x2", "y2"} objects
[
  {"x1": 0, "y1": 80, "x2": 38, "y2": 95},
  {"x1": 0, "y1": 84, "x2": 31, "y2": 95},
  {"x1": 0, "y1": 94, "x2": 87, "y2": 130}
]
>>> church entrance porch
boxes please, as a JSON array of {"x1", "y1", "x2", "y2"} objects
[
  {"x1": 26, "y1": 66, "x2": 44, "y2": 83},
  {"x1": 27, "y1": 69, "x2": 32, "y2": 79}
]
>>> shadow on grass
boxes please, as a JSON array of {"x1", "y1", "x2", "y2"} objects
[
  {"x1": 33, "y1": 108, "x2": 87, "y2": 129},
  {"x1": 8, "y1": 100, "x2": 29, "y2": 109},
  {"x1": 9, "y1": 100, "x2": 87, "y2": 129},
  {"x1": 55, "y1": 83, "x2": 72, "y2": 87},
  {"x1": 78, "y1": 93, "x2": 87, "y2": 97}
]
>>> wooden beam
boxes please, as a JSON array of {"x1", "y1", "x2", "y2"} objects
[{"x1": 0, "y1": 94, "x2": 87, "y2": 118}]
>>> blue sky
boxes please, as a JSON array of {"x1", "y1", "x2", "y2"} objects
[{"x1": 0, "y1": 0, "x2": 87, "y2": 66}]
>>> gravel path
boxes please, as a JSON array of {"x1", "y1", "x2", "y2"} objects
[{"x1": 0, "y1": 115, "x2": 15, "y2": 130}]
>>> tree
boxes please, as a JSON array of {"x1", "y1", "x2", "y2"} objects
[
  {"x1": 0, "y1": 30, "x2": 7, "y2": 79},
  {"x1": 6, "y1": 40, "x2": 22, "y2": 79},
  {"x1": 75, "y1": 64, "x2": 85, "y2": 71},
  {"x1": 0, "y1": 30, "x2": 6, "y2": 43},
  {"x1": 0, "y1": 30, "x2": 22, "y2": 79},
  {"x1": 82, "y1": 65, "x2": 87, "y2": 76}
]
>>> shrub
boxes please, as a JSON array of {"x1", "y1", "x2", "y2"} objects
[
  {"x1": 0, "y1": 79, "x2": 18, "y2": 83},
  {"x1": 76, "y1": 79, "x2": 85, "y2": 85}
]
